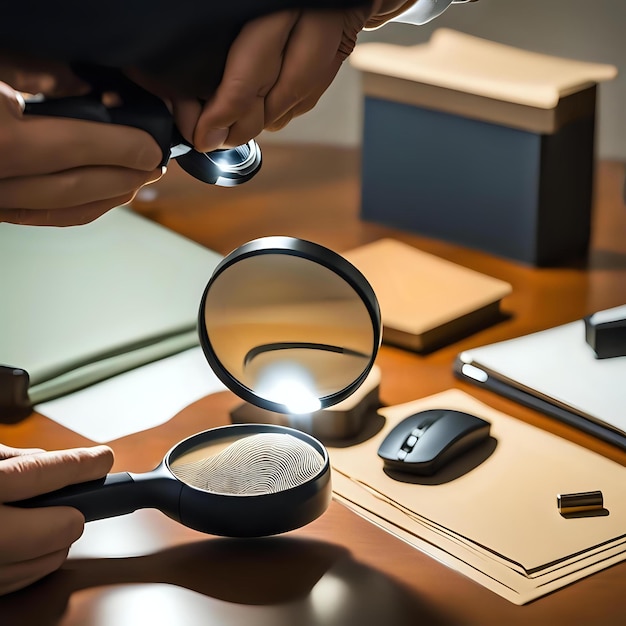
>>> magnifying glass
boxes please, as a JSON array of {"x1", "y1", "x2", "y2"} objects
[
  {"x1": 16, "y1": 424, "x2": 330, "y2": 537},
  {"x1": 199, "y1": 236, "x2": 381, "y2": 414},
  {"x1": 13, "y1": 236, "x2": 381, "y2": 537}
]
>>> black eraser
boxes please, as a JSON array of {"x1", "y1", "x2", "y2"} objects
[{"x1": 584, "y1": 305, "x2": 626, "y2": 359}]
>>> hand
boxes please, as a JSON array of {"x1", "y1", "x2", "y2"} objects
[
  {"x1": 182, "y1": 2, "x2": 411, "y2": 153},
  {"x1": 0, "y1": 58, "x2": 164, "y2": 227},
  {"x1": 0, "y1": 443, "x2": 114, "y2": 596}
]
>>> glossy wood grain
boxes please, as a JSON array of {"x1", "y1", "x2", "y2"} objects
[{"x1": 1, "y1": 145, "x2": 625, "y2": 624}]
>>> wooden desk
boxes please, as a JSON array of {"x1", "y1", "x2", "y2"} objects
[{"x1": 1, "y1": 145, "x2": 625, "y2": 624}]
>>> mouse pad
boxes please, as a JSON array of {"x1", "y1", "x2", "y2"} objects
[{"x1": 327, "y1": 390, "x2": 626, "y2": 604}]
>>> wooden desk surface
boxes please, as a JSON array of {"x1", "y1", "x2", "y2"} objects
[{"x1": 1, "y1": 145, "x2": 625, "y2": 624}]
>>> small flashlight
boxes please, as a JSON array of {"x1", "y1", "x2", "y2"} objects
[{"x1": 173, "y1": 139, "x2": 262, "y2": 187}]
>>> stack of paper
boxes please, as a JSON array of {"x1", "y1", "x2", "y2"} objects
[{"x1": 328, "y1": 390, "x2": 626, "y2": 604}]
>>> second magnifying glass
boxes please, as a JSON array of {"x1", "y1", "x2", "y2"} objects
[{"x1": 199, "y1": 236, "x2": 382, "y2": 415}]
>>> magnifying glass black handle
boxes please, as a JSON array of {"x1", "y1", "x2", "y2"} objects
[
  {"x1": 11, "y1": 468, "x2": 181, "y2": 522},
  {"x1": 23, "y1": 66, "x2": 175, "y2": 168},
  {"x1": 22, "y1": 65, "x2": 261, "y2": 186}
]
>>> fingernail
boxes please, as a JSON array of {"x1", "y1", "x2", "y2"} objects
[{"x1": 201, "y1": 128, "x2": 229, "y2": 152}]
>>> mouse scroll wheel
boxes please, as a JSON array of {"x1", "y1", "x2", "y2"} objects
[
  {"x1": 396, "y1": 422, "x2": 435, "y2": 460},
  {"x1": 399, "y1": 427, "x2": 426, "y2": 455},
  {"x1": 397, "y1": 434, "x2": 419, "y2": 460}
]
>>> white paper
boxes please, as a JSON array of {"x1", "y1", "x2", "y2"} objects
[{"x1": 36, "y1": 347, "x2": 226, "y2": 442}]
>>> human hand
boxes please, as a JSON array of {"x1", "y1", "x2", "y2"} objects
[
  {"x1": 0, "y1": 443, "x2": 114, "y2": 595},
  {"x1": 181, "y1": 2, "x2": 410, "y2": 153},
  {"x1": 0, "y1": 58, "x2": 164, "y2": 227}
]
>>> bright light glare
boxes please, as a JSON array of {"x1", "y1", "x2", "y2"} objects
[
  {"x1": 256, "y1": 363, "x2": 322, "y2": 414},
  {"x1": 266, "y1": 379, "x2": 321, "y2": 414},
  {"x1": 310, "y1": 571, "x2": 352, "y2": 623}
]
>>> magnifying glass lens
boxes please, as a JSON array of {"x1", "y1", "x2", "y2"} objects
[
  {"x1": 211, "y1": 144, "x2": 252, "y2": 168},
  {"x1": 199, "y1": 242, "x2": 379, "y2": 414},
  {"x1": 169, "y1": 431, "x2": 325, "y2": 495}
]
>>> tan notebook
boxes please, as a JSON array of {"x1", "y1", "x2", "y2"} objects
[{"x1": 343, "y1": 239, "x2": 512, "y2": 352}]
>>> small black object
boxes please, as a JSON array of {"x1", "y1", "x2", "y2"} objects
[
  {"x1": 0, "y1": 365, "x2": 32, "y2": 421},
  {"x1": 377, "y1": 409, "x2": 490, "y2": 476},
  {"x1": 557, "y1": 490, "x2": 604, "y2": 515},
  {"x1": 584, "y1": 305, "x2": 626, "y2": 359}
]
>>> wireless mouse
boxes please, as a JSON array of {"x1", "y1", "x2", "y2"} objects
[{"x1": 377, "y1": 409, "x2": 490, "y2": 476}]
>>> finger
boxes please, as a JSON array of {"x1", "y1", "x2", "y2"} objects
[
  {"x1": 265, "y1": 108, "x2": 295, "y2": 133},
  {"x1": 0, "y1": 86, "x2": 162, "y2": 177},
  {"x1": 7, "y1": 118, "x2": 163, "y2": 176},
  {"x1": 0, "y1": 546, "x2": 71, "y2": 596},
  {"x1": 0, "y1": 186, "x2": 155, "y2": 226},
  {"x1": 0, "y1": 165, "x2": 162, "y2": 211},
  {"x1": 267, "y1": 54, "x2": 344, "y2": 132},
  {"x1": 171, "y1": 97, "x2": 202, "y2": 145},
  {"x1": 1, "y1": 194, "x2": 132, "y2": 226},
  {"x1": 0, "y1": 444, "x2": 45, "y2": 460},
  {"x1": 0, "y1": 504, "x2": 83, "y2": 564},
  {"x1": 194, "y1": 10, "x2": 299, "y2": 152},
  {"x1": 220, "y1": 98, "x2": 265, "y2": 149},
  {"x1": 263, "y1": 11, "x2": 344, "y2": 126},
  {"x1": 0, "y1": 446, "x2": 113, "y2": 502}
]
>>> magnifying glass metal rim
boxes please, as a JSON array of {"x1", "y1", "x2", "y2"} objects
[
  {"x1": 175, "y1": 139, "x2": 262, "y2": 187},
  {"x1": 198, "y1": 236, "x2": 382, "y2": 414},
  {"x1": 168, "y1": 423, "x2": 332, "y2": 536}
]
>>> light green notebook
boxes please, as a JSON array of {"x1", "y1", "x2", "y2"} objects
[{"x1": 0, "y1": 207, "x2": 222, "y2": 405}]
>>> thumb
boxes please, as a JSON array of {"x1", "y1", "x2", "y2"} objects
[
  {"x1": 0, "y1": 81, "x2": 25, "y2": 119},
  {"x1": 0, "y1": 446, "x2": 114, "y2": 502}
]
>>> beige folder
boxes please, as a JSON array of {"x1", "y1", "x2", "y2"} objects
[{"x1": 328, "y1": 390, "x2": 626, "y2": 604}]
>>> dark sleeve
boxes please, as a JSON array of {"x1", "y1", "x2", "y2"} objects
[{"x1": 0, "y1": 0, "x2": 369, "y2": 98}]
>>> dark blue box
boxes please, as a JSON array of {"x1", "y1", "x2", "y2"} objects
[{"x1": 359, "y1": 80, "x2": 597, "y2": 267}]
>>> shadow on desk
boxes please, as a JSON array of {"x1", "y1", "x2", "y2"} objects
[
  {"x1": 0, "y1": 537, "x2": 453, "y2": 626},
  {"x1": 588, "y1": 249, "x2": 626, "y2": 271}
]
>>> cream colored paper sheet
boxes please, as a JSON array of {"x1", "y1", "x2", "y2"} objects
[{"x1": 328, "y1": 390, "x2": 626, "y2": 604}]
